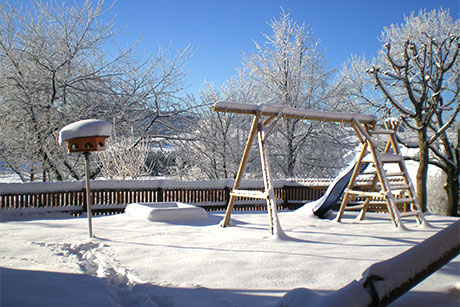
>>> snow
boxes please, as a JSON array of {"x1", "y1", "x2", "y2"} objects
[
  {"x1": 278, "y1": 281, "x2": 372, "y2": 307},
  {"x1": 360, "y1": 220, "x2": 460, "y2": 301},
  {"x1": 58, "y1": 119, "x2": 112, "y2": 144},
  {"x1": 0, "y1": 178, "x2": 299, "y2": 195},
  {"x1": 1, "y1": 209, "x2": 459, "y2": 307},
  {"x1": 279, "y1": 219, "x2": 460, "y2": 307},
  {"x1": 125, "y1": 202, "x2": 208, "y2": 222}
]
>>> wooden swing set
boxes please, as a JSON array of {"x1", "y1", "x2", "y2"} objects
[{"x1": 212, "y1": 101, "x2": 427, "y2": 234}]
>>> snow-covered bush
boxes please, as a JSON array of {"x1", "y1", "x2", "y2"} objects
[
  {"x1": 427, "y1": 170, "x2": 448, "y2": 215},
  {"x1": 96, "y1": 136, "x2": 151, "y2": 180}
]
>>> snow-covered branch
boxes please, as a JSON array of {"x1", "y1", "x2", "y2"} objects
[
  {"x1": 370, "y1": 69, "x2": 415, "y2": 117},
  {"x1": 428, "y1": 102, "x2": 460, "y2": 145}
]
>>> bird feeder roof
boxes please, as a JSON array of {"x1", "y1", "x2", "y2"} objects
[{"x1": 58, "y1": 119, "x2": 112, "y2": 145}]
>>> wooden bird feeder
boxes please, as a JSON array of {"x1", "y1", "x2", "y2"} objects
[
  {"x1": 59, "y1": 119, "x2": 112, "y2": 238},
  {"x1": 59, "y1": 119, "x2": 112, "y2": 153},
  {"x1": 65, "y1": 136, "x2": 107, "y2": 153}
]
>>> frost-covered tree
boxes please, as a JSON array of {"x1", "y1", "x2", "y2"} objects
[
  {"x1": 342, "y1": 8, "x2": 459, "y2": 214},
  {"x1": 173, "y1": 80, "x2": 258, "y2": 180},
  {"x1": 239, "y1": 9, "x2": 350, "y2": 178},
  {"x1": 0, "y1": 0, "x2": 193, "y2": 182}
]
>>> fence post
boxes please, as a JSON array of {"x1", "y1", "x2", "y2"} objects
[
  {"x1": 224, "y1": 186, "x2": 230, "y2": 207},
  {"x1": 157, "y1": 187, "x2": 163, "y2": 202},
  {"x1": 283, "y1": 185, "x2": 289, "y2": 210}
]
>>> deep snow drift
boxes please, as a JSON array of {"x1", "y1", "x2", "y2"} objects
[{"x1": 1, "y1": 208, "x2": 459, "y2": 307}]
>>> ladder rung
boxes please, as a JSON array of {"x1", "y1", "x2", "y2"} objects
[
  {"x1": 230, "y1": 190, "x2": 268, "y2": 199},
  {"x1": 368, "y1": 201, "x2": 387, "y2": 205},
  {"x1": 345, "y1": 189, "x2": 384, "y2": 198},
  {"x1": 379, "y1": 153, "x2": 403, "y2": 163},
  {"x1": 386, "y1": 172, "x2": 405, "y2": 177},
  {"x1": 369, "y1": 129, "x2": 395, "y2": 135},
  {"x1": 361, "y1": 171, "x2": 405, "y2": 177},
  {"x1": 376, "y1": 183, "x2": 410, "y2": 190},
  {"x1": 366, "y1": 198, "x2": 414, "y2": 205},
  {"x1": 362, "y1": 153, "x2": 402, "y2": 163},
  {"x1": 399, "y1": 211, "x2": 420, "y2": 218},
  {"x1": 394, "y1": 198, "x2": 415, "y2": 204},
  {"x1": 361, "y1": 171, "x2": 377, "y2": 176},
  {"x1": 344, "y1": 205, "x2": 365, "y2": 210},
  {"x1": 389, "y1": 184, "x2": 410, "y2": 190}
]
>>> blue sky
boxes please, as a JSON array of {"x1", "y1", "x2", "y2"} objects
[
  {"x1": 108, "y1": 0, "x2": 459, "y2": 97},
  {"x1": 14, "y1": 0, "x2": 459, "y2": 97}
]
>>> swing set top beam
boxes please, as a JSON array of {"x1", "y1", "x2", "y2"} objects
[{"x1": 212, "y1": 101, "x2": 377, "y2": 125}]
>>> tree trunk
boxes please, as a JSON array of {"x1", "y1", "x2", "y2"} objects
[
  {"x1": 444, "y1": 165, "x2": 459, "y2": 216},
  {"x1": 284, "y1": 120, "x2": 296, "y2": 178},
  {"x1": 452, "y1": 131, "x2": 460, "y2": 216},
  {"x1": 434, "y1": 119, "x2": 460, "y2": 216},
  {"x1": 416, "y1": 131, "x2": 429, "y2": 212},
  {"x1": 39, "y1": 149, "x2": 63, "y2": 181}
]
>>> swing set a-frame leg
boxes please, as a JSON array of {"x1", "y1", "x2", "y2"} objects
[
  {"x1": 257, "y1": 121, "x2": 285, "y2": 236},
  {"x1": 221, "y1": 114, "x2": 260, "y2": 227}
]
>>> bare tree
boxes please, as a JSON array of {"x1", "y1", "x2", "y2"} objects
[
  {"x1": 342, "y1": 8, "x2": 459, "y2": 214},
  {"x1": 173, "y1": 80, "x2": 258, "y2": 180},
  {"x1": 0, "y1": 0, "x2": 193, "y2": 181}
]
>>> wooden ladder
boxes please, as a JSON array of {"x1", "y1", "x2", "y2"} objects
[{"x1": 336, "y1": 118, "x2": 427, "y2": 229}]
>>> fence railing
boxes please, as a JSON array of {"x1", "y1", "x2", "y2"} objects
[{"x1": 0, "y1": 178, "x2": 398, "y2": 215}]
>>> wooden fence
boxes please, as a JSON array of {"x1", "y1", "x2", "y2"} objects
[{"x1": 0, "y1": 178, "x2": 398, "y2": 216}]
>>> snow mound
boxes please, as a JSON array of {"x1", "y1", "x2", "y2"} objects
[
  {"x1": 278, "y1": 281, "x2": 372, "y2": 307},
  {"x1": 125, "y1": 202, "x2": 208, "y2": 222},
  {"x1": 58, "y1": 119, "x2": 112, "y2": 144}
]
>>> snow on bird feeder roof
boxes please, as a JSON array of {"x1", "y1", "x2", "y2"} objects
[{"x1": 59, "y1": 119, "x2": 112, "y2": 153}]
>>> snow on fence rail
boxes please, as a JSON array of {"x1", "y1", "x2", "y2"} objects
[
  {"x1": 279, "y1": 220, "x2": 460, "y2": 307},
  {"x1": 0, "y1": 178, "x2": 402, "y2": 215},
  {"x1": 361, "y1": 220, "x2": 460, "y2": 306}
]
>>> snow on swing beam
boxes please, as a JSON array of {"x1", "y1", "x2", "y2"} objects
[{"x1": 212, "y1": 101, "x2": 378, "y2": 125}]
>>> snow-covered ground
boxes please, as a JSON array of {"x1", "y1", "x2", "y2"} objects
[{"x1": 1, "y1": 207, "x2": 459, "y2": 306}]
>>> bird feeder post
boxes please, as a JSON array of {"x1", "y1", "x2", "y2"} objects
[
  {"x1": 83, "y1": 152, "x2": 93, "y2": 238},
  {"x1": 59, "y1": 119, "x2": 112, "y2": 239}
]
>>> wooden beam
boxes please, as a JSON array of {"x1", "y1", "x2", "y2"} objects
[
  {"x1": 213, "y1": 101, "x2": 377, "y2": 125},
  {"x1": 230, "y1": 190, "x2": 268, "y2": 199}
]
